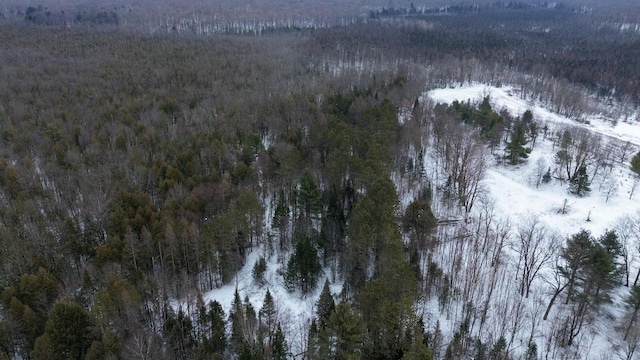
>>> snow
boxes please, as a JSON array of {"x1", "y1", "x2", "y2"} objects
[
  {"x1": 427, "y1": 84, "x2": 640, "y2": 238},
  {"x1": 195, "y1": 83, "x2": 640, "y2": 359},
  {"x1": 425, "y1": 84, "x2": 640, "y2": 359},
  {"x1": 429, "y1": 84, "x2": 640, "y2": 145},
  {"x1": 200, "y1": 245, "x2": 343, "y2": 357}
]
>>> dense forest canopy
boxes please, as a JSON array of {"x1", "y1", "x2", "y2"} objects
[{"x1": 1, "y1": 1, "x2": 640, "y2": 359}]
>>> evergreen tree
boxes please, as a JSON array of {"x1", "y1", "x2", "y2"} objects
[
  {"x1": 600, "y1": 230, "x2": 623, "y2": 283},
  {"x1": 272, "y1": 324, "x2": 287, "y2": 360},
  {"x1": 230, "y1": 288, "x2": 245, "y2": 352},
  {"x1": 505, "y1": 120, "x2": 530, "y2": 165},
  {"x1": 624, "y1": 285, "x2": 640, "y2": 340},
  {"x1": 474, "y1": 339, "x2": 487, "y2": 360},
  {"x1": 203, "y1": 300, "x2": 227, "y2": 355},
  {"x1": 273, "y1": 189, "x2": 290, "y2": 250},
  {"x1": 403, "y1": 198, "x2": 438, "y2": 251},
  {"x1": 284, "y1": 236, "x2": 322, "y2": 293},
  {"x1": 401, "y1": 324, "x2": 433, "y2": 360},
  {"x1": 34, "y1": 300, "x2": 93, "y2": 360},
  {"x1": 259, "y1": 290, "x2": 277, "y2": 340},
  {"x1": 319, "y1": 184, "x2": 346, "y2": 263},
  {"x1": 165, "y1": 307, "x2": 195, "y2": 360},
  {"x1": 296, "y1": 169, "x2": 321, "y2": 223},
  {"x1": 569, "y1": 166, "x2": 590, "y2": 196},
  {"x1": 327, "y1": 302, "x2": 364, "y2": 360},
  {"x1": 316, "y1": 279, "x2": 335, "y2": 326},
  {"x1": 631, "y1": 151, "x2": 640, "y2": 176}
]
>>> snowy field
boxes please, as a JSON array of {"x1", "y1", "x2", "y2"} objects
[
  {"x1": 427, "y1": 84, "x2": 640, "y2": 359},
  {"x1": 428, "y1": 84, "x2": 640, "y2": 238},
  {"x1": 200, "y1": 84, "x2": 640, "y2": 359}
]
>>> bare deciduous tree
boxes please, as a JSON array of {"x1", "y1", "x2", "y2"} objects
[{"x1": 515, "y1": 217, "x2": 557, "y2": 298}]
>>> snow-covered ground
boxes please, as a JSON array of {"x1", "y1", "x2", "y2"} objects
[
  {"x1": 428, "y1": 84, "x2": 640, "y2": 238},
  {"x1": 198, "y1": 83, "x2": 640, "y2": 359},
  {"x1": 429, "y1": 84, "x2": 640, "y2": 146},
  {"x1": 426, "y1": 84, "x2": 640, "y2": 359}
]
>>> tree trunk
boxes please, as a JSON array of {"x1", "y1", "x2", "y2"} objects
[
  {"x1": 624, "y1": 306, "x2": 640, "y2": 341},
  {"x1": 543, "y1": 284, "x2": 567, "y2": 320}
]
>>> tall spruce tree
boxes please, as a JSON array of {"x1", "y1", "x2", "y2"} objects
[
  {"x1": 284, "y1": 235, "x2": 322, "y2": 293},
  {"x1": 316, "y1": 279, "x2": 336, "y2": 326}
]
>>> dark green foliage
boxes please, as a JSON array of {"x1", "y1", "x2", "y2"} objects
[
  {"x1": 230, "y1": 289, "x2": 245, "y2": 353},
  {"x1": 599, "y1": 230, "x2": 623, "y2": 283},
  {"x1": 624, "y1": 286, "x2": 640, "y2": 340},
  {"x1": 165, "y1": 307, "x2": 196, "y2": 360},
  {"x1": 345, "y1": 175, "x2": 401, "y2": 294},
  {"x1": 285, "y1": 236, "x2": 322, "y2": 293},
  {"x1": 0, "y1": 268, "x2": 60, "y2": 353},
  {"x1": 326, "y1": 302, "x2": 365, "y2": 359},
  {"x1": 402, "y1": 325, "x2": 433, "y2": 360},
  {"x1": 272, "y1": 324, "x2": 287, "y2": 360},
  {"x1": 199, "y1": 300, "x2": 227, "y2": 355},
  {"x1": 357, "y1": 246, "x2": 418, "y2": 359},
  {"x1": 505, "y1": 120, "x2": 530, "y2": 165},
  {"x1": 316, "y1": 279, "x2": 336, "y2": 325},
  {"x1": 403, "y1": 198, "x2": 438, "y2": 251},
  {"x1": 557, "y1": 230, "x2": 617, "y2": 346},
  {"x1": 631, "y1": 151, "x2": 640, "y2": 176},
  {"x1": 319, "y1": 185, "x2": 347, "y2": 263},
  {"x1": 447, "y1": 98, "x2": 506, "y2": 149},
  {"x1": 296, "y1": 169, "x2": 322, "y2": 222},
  {"x1": 273, "y1": 189, "x2": 290, "y2": 250},
  {"x1": 35, "y1": 300, "x2": 94, "y2": 360},
  {"x1": 474, "y1": 339, "x2": 487, "y2": 360},
  {"x1": 569, "y1": 166, "x2": 590, "y2": 196}
]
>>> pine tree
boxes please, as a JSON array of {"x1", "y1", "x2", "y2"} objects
[
  {"x1": 401, "y1": 324, "x2": 433, "y2": 360},
  {"x1": 273, "y1": 189, "x2": 290, "y2": 250},
  {"x1": 328, "y1": 302, "x2": 364, "y2": 359},
  {"x1": 230, "y1": 288, "x2": 245, "y2": 352},
  {"x1": 600, "y1": 230, "x2": 623, "y2": 283},
  {"x1": 316, "y1": 279, "x2": 335, "y2": 326},
  {"x1": 206, "y1": 301, "x2": 227, "y2": 354},
  {"x1": 34, "y1": 300, "x2": 93, "y2": 360},
  {"x1": 625, "y1": 285, "x2": 640, "y2": 340},
  {"x1": 259, "y1": 290, "x2": 277, "y2": 340},
  {"x1": 505, "y1": 120, "x2": 530, "y2": 165},
  {"x1": 284, "y1": 236, "x2": 322, "y2": 293},
  {"x1": 272, "y1": 324, "x2": 287, "y2": 360},
  {"x1": 569, "y1": 166, "x2": 590, "y2": 196},
  {"x1": 296, "y1": 169, "x2": 321, "y2": 223},
  {"x1": 631, "y1": 151, "x2": 640, "y2": 176}
]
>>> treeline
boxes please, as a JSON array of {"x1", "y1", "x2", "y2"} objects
[{"x1": 307, "y1": 5, "x2": 640, "y2": 104}]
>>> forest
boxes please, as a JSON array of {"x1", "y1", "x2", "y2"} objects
[{"x1": 1, "y1": 1, "x2": 640, "y2": 359}]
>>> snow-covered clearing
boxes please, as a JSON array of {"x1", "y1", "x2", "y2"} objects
[
  {"x1": 425, "y1": 84, "x2": 640, "y2": 359},
  {"x1": 428, "y1": 84, "x2": 640, "y2": 237},
  {"x1": 195, "y1": 83, "x2": 640, "y2": 359}
]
